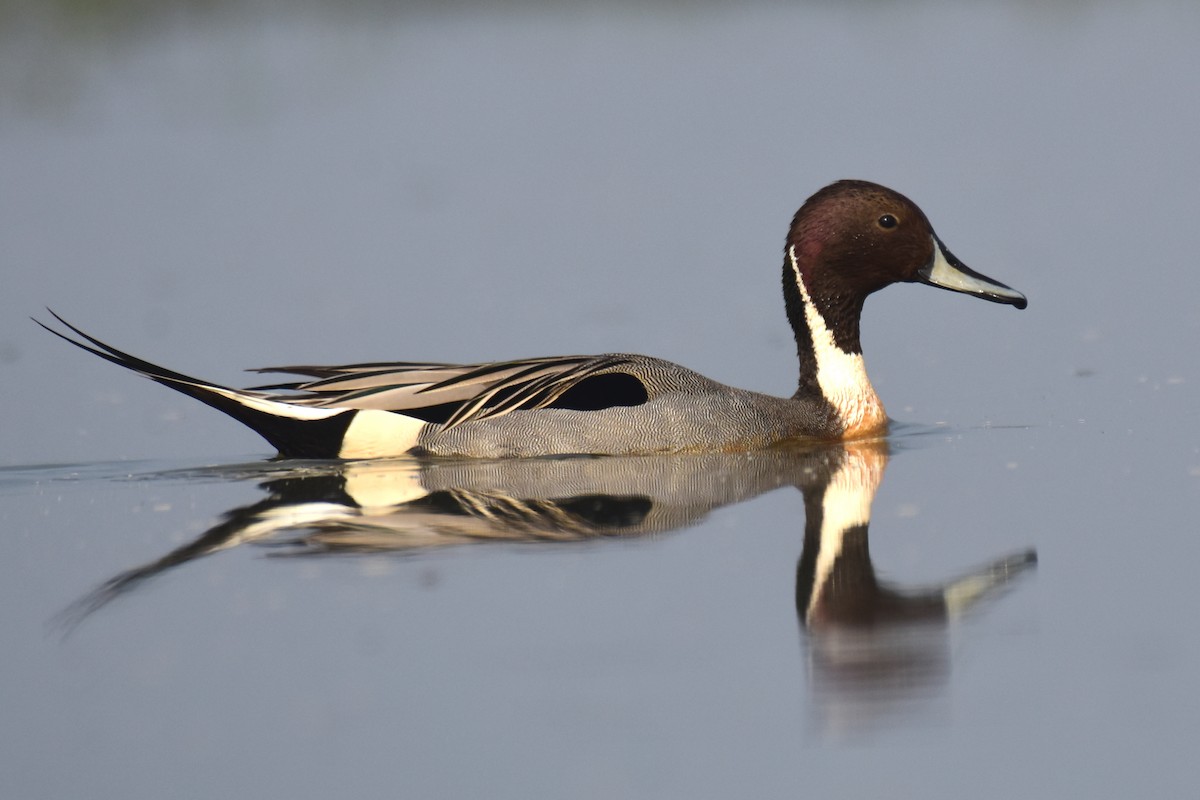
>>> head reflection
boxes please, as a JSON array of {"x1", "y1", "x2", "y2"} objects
[{"x1": 795, "y1": 443, "x2": 1035, "y2": 735}]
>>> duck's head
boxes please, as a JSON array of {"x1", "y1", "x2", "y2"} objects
[
  {"x1": 785, "y1": 180, "x2": 1028, "y2": 314},
  {"x1": 780, "y1": 180, "x2": 1027, "y2": 436}
]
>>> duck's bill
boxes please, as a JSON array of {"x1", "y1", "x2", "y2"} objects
[{"x1": 915, "y1": 236, "x2": 1028, "y2": 309}]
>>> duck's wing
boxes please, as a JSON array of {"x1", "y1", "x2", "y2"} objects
[
  {"x1": 38, "y1": 312, "x2": 649, "y2": 451},
  {"x1": 250, "y1": 353, "x2": 646, "y2": 430}
]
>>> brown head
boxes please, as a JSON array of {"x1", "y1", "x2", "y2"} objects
[{"x1": 783, "y1": 180, "x2": 1026, "y2": 357}]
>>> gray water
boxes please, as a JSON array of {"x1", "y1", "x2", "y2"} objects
[{"x1": 2, "y1": 2, "x2": 1198, "y2": 797}]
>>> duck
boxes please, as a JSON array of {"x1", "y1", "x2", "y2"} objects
[{"x1": 39, "y1": 180, "x2": 1027, "y2": 459}]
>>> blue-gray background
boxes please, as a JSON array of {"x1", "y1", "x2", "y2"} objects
[{"x1": 2, "y1": 2, "x2": 1198, "y2": 798}]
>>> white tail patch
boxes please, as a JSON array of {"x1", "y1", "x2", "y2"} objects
[
  {"x1": 788, "y1": 246, "x2": 887, "y2": 436},
  {"x1": 338, "y1": 409, "x2": 426, "y2": 458}
]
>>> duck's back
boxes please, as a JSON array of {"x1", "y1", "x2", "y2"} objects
[{"x1": 412, "y1": 355, "x2": 837, "y2": 457}]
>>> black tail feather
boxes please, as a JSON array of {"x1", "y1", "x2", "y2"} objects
[{"x1": 37, "y1": 311, "x2": 354, "y2": 458}]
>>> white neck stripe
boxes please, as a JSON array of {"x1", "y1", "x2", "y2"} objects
[{"x1": 787, "y1": 246, "x2": 885, "y2": 434}]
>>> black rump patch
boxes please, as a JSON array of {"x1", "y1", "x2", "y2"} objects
[
  {"x1": 403, "y1": 401, "x2": 467, "y2": 425},
  {"x1": 548, "y1": 372, "x2": 648, "y2": 411}
]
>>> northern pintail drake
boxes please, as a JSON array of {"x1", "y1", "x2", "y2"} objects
[{"x1": 41, "y1": 180, "x2": 1026, "y2": 459}]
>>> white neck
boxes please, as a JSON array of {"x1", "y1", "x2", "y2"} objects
[{"x1": 788, "y1": 245, "x2": 887, "y2": 436}]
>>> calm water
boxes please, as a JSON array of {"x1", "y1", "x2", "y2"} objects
[{"x1": 2, "y1": 2, "x2": 1198, "y2": 798}]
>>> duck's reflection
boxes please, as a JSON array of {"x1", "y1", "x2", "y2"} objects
[
  {"x1": 61, "y1": 451, "x2": 809, "y2": 621},
  {"x1": 63, "y1": 442, "x2": 1034, "y2": 732},
  {"x1": 795, "y1": 443, "x2": 1035, "y2": 734}
]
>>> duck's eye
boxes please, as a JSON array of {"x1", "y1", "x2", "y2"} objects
[{"x1": 878, "y1": 214, "x2": 898, "y2": 229}]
